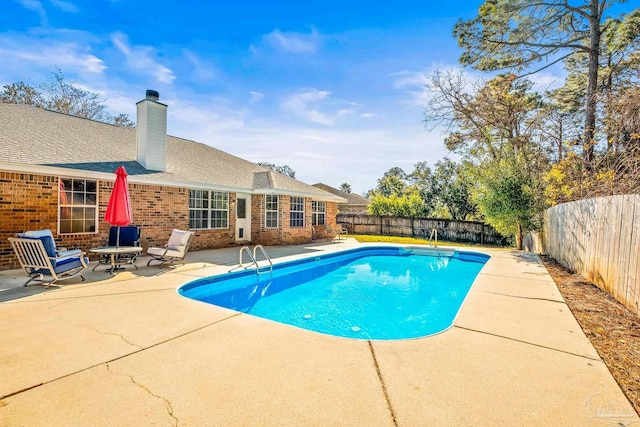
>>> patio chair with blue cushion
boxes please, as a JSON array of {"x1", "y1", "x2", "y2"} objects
[
  {"x1": 9, "y1": 229, "x2": 89, "y2": 287},
  {"x1": 92, "y1": 225, "x2": 141, "y2": 272},
  {"x1": 146, "y1": 229, "x2": 194, "y2": 267}
]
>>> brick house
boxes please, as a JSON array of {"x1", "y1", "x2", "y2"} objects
[
  {"x1": 0, "y1": 91, "x2": 345, "y2": 270},
  {"x1": 312, "y1": 183, "x2": 370, "y2": 214}
]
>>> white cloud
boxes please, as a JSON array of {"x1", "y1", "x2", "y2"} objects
[
  {"x1": 249, "y1": 91, "x2": 264, "y2": 104},
  {"x1": 183, "y1": 49, "x2": 216, "y2": 82},
  {"x1": 282, "y1": 89, "x2": 333, "y2": 125},
  {"x1": 391, "y1": 70, "x2": 429, "y2": 107},
  {"x1": 49, "y1": 0, "x2": 79, "y2": 13},
  {"x1": 111, "y1": 32, "x2": 175, "y2": 84},
  {"x1": 262, "y1": 28, "x2": 320, "y2": 54},
  {"x1": 169, "y1": 121, "x2": 448, "y2": 195},
  {"x1": 391, "y1": 70, "x2": 429, "y2": 90},
  {"x1": 0, "y1": 35, "x2": 106, "y2": 75},
  {"x1": 282, "y1": 88, "x2": 358, "y2": 126},
  {"x1": 165, "y1": 95, "x2": 248, "y2": 135},
  {"x1": 360, "y1": 113, "x2": 375, "y2": 118},
  {"x1": 16, "y1": 0, "x2": 48, "y2": 25}
]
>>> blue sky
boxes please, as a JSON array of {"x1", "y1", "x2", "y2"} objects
[{"x1": 2, "y1": 0, "x2": 624, "y2": 194}]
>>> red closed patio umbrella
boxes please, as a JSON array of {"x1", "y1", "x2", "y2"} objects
[{"x1": 104, "y1": 166, "x2": 133, "y2": 247}]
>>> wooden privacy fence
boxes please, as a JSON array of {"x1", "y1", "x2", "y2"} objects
[
  {"x1": 540, "y1": 194, "x2": 640, "y2": 315},
  {"x1": 336, "y1": 214, "x2": 507, "y2": 246}
]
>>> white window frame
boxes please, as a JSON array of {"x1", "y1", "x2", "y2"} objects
[
  {"x1": 265, "y1": 195, "x2": 278, "y2": 228},
  {"x1": 311, "y1": 201, "x2": 326, "y2": 226},
  {"x1": 189, "y1": 190, "x2": 229, "y2": 230},
  {"x1": 290, "y1": 196, "x2": 305, "y2": 227},
  {"x1": 58, "y1": 177, "x2": 98, "y2": 234}
]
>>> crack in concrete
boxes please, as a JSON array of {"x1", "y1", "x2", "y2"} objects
[
  {"x1": 484, "y1": 291, "x2": 565, "y2": 304},
  {"x1": 368, "y1": 341, "x2": 398, "y2": 427},
  {"x1": 454, "y1": 325, "x2": 601, "y2": 361},
  {"x1": 52, "y1": 309, "x2": 143, "y2": 350},
  {"x1": 0, "y1": 313, "x2": 241, "y2": 401},
  {"x1": 5, "y1": 287, "x2": 176, "y2": 305},
  {"x1": 106, "y1": 363, "x2": 178, "y2": 426},
  {"x1": 480, "y1": 272, "x2": 554, "y2": 283}
]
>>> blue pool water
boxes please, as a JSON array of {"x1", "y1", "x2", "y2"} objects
[{"x1": 179, "y1": 246, "x2": 489, "y2": 340}]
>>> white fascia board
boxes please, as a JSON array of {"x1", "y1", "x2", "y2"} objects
[
  {"x1": 1, "y1": 163, "x2": 119, "y2": 181},
  {"x1": 0, "y1": 163, "x2": 251, "y2": 192},
  {"x1": 252, "y1": 187, "x2": 347, "y2": 203},
  {"x1": 0, "y1": 162, "x2": 347, "y2": 201}
]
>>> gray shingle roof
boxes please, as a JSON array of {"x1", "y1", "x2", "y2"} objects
[
  {"x1": 0, "y1": 104, "x2": 345, "y2": 202},
  {"x1": 313, "y1": 183, "x2": 370, "y2": 206}
]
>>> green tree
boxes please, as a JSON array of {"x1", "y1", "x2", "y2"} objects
[
  {"x1": 407, "y1": 161, "x2": 437, "y2": 215},
  {"x1": 432, "y1": 159, "x2": 477, "y2": 221},
  {"x1": 374, "y1": 167, "x2": 407, "y2": 197},
  {"x1": 542, "y1": 10, "x2": 640, "y2": 202},
  {"x1": 538, "y1": 96, "x2": 583, "y2": 164},
  {"x1": 339, "y1": 183, "x2": 352, "y2": 193},
  {"x1": 425, "y1": 72, "x2": 545, "y2": 171},
  {"x1": 476, "y1": 165, "x2": 539, "y2": 249},
  {"x1": 598, "y1": 10, "x2": 640, "y2": 153},
  {"x1": 425, "y1": 72, "x2": 548, "y2": 246},
  {"x1": 368, "y1": 192, "x2": 427, "y2": 218},
  {"x1": 454, "y1": 0, "x2": 626, "y2": 165},
  {"x1": 406, "y1": 159, "x2": 476, "y2": 220}
]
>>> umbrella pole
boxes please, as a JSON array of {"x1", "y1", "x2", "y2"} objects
[{"x1": 116, "y1": 226, "x2": 121, "y2": 248}]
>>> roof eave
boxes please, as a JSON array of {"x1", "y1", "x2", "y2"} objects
[{"x1": 0, "y1": 162, "x2": 348, "y2": 201}]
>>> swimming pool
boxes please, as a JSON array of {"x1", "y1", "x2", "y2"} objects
[{"x1": 179, "y1": 246, "x2": 489, "y2": 340}]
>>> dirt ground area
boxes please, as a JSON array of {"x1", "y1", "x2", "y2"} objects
[{"x1": 541, "y1": 256, "x2": 640, "y2": 416}]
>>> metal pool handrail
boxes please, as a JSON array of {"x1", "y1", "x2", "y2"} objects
[
  {"x1": 253, "y1": 245, "x2": 273, "y2": 276},
  {"x1": 429, "y1": 228, "x2": 438, "y2": 245},
  {"x1": 229, "y1": 245, "x2": 273, "y2": 277}
]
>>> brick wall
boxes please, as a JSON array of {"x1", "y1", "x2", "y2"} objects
[
  {"x1": 1, "y1": 170, "x2": 338, "y2": 270},
  {"x1": 250, "y1": 195, "x2": 336, "y2": 245},
  {"x1": 0, "y1": 172, "x2": 59, "y2": 270}
]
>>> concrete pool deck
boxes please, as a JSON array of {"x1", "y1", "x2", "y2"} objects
[{"x1": 0, "y1": 239, "x2": 637, "y2": 426}]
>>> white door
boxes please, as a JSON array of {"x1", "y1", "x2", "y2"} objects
[{"x1": 235, "y1": 193, "x2": 251, "y2": 242}]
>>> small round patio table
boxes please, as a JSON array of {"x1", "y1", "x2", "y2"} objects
[{"x1": 89, "y1": 246, "x2": 143, "y2": 274}]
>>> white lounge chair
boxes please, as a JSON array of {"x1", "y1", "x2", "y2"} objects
[
  {"x1": 9, "y1": 229, "x2": 88, "y2": 287},
  {"x1": 146, "y1": 229, "x2": 194, "y2": 266}
]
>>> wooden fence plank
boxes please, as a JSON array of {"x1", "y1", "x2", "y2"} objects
[
  {"x1": 336, "y1": 214, "x2": 506, "y2": 245},
  {"x1": 531, "y1": 195, "x2": 640, "y2": 315}
]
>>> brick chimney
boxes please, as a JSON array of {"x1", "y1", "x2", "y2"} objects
[{"x1": 136, "y1": 89, "x2": 168, "y2": 171}]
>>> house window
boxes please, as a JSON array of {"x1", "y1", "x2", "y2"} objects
[
  {"x1": 189, "y1": 190, "x2": 229, "y2": 229},
  {"x1": 237, "y1": 198, "x2": 246, "y2": 219},
  {"x1": 312, "y1": 201, "x2": 326, "y2": 226},
  {"x1": 265, "y1": 195, "x2": 278, "y2": 228},
  {"x1": 59, "y1": 178, "x2": 98, "y2": 234},
  {"x1": 290, "y1": 196, "x2": 305, "y2": 227}
]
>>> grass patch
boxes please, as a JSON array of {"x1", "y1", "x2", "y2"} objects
[{"x1": 348, "y1": 234, "x2": 480, "y2": 248}]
